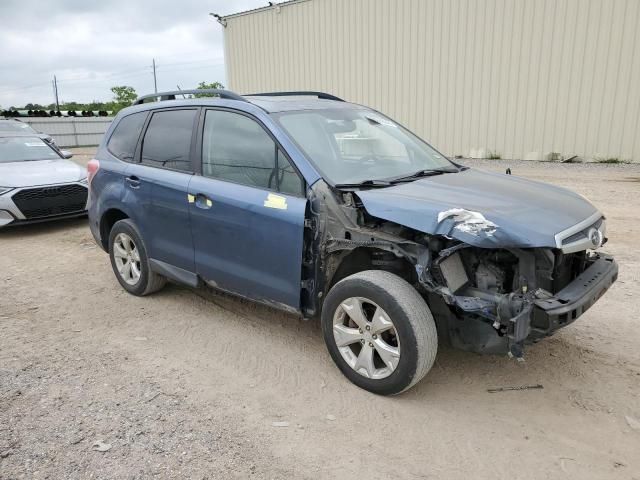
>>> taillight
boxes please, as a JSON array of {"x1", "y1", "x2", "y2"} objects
[{"x1": 87, "y1": 159, "x2": 100, "y2": 187}]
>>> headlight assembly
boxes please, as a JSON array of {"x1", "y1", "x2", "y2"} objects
[{"x1": 0, "y1": 187, "x2": 14, "y2": 196}]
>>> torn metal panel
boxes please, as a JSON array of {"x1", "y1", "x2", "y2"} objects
[
  {"x1": 437, "y1": 208, "x2": 497, "y2": 237},
  {"x1": 355, "y1": 168, "x2": 600, "y2": 249},
  {"x1": 302, "y1": 180, "x2": 430, "y2": 317}
]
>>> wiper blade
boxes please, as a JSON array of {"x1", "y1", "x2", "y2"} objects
[
  {"x1": 334, "y1": 179, "x2": 392, "y2": 189},
  {"x1": 388, "y1": 168, "x2": 457, "y2": 183}
]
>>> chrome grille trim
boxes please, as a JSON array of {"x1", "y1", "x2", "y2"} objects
[{"x1": 554, "y1": 211, "x2": 605, "y2": 253}]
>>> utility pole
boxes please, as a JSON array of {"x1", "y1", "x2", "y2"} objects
[
  {"x1": 176, "y1": 85, "x2": 187, "y2": 99},
  {"x1": 52, "y1": 75, "x2": 60, "y2": 112},
  {"x1": 152, "y1": 58, "x2": 158, "y2": 93}
]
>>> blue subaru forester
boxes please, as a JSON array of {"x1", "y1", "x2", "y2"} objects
[{"x1": 88, "y1": 89, "x2": 617, "y2": 395}]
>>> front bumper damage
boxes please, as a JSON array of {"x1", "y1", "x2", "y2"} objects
[
  {"x1": 530, "y1": 254, "x2": 618, "y2": 339},
  {"x1": 429, "y1": 252, "x2": 618, "y2": 357}
]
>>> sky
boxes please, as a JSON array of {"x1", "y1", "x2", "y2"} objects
[{"x1": 0, "y1": 0, "x2": 268, "y2": 108}]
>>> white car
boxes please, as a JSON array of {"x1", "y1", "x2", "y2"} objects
[
  {"x1": 0, "y1": 133, "x2": 87, "y2": 227},
  {"x1": 0, "y1": 118, "x2": 58, "y2": 147}
]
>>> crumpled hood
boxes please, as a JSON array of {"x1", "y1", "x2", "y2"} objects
[
  {"x1": 356, "y1": 168, "x2": 599, "y2": 248},
  {"x1": 0, "y1": 159, "x2": 85, "y2": 187}
]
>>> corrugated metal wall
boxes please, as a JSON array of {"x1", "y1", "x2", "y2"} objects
[
  {"x1": 21, "y1": 117, "x2": 113, "y2": 147},
  {"x1": 224, "y1": 0, "x2": 640, "y2": 162}
]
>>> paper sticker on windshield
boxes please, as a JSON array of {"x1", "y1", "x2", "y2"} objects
[
  {"x1": 365, "y1": 115, "x2": 397, "y2": 128},
  {"x1": 24, "y1": 142, "x2": 46, "y2": 147},
  {"x1": 264, "y1": 193, "x2": 287, "y2": 210}
]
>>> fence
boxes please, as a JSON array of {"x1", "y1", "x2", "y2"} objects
[{"x1": 20, "y1": 117, "x2": 114, "y2": 148}]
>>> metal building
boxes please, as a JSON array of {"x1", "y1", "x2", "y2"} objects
[{"x1": 221, "y1": 0, "x2": 640, "y2": 162}]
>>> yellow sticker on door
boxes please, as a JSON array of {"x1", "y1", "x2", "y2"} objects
[{"x1": 264, "y1": 193, "x2": 288, "y2": 210}]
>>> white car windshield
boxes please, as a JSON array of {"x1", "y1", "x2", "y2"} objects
[
  {"x1": 0, "y1": 121, "x2": 37, "y2": 134},
  {"x1": 275, "y1": 108, "x2": 457, "y2": 185},
  {"x1": 0, "y1": 137, "x2": 59, "y2": 163}
]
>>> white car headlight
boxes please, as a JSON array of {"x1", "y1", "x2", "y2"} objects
[{"x1": 0, "y1": 187, "x2": 14, "y2": 196}]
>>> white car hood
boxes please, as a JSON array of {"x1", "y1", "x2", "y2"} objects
[{"x1": 0, "y1": 159, "x2": 85, "y2": 187}]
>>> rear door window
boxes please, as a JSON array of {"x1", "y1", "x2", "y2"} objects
[
  {"x1": 107, "y1": 112, "x2": 147, "y2": 162},
  {"x1": 141, "y1": 109, "x2": 197, "y2": 172}
]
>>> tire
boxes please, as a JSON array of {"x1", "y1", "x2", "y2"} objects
[
  {"x1": 321, "y1": 270, "x2": 438, "y2": 395},
  {"x1": 108, "y1": 219, "x2": 166, "y2": 296}
]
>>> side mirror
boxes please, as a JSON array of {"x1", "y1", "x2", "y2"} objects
[{"x1": 61, "y1": 150, "x2": 73, "y2": 159}]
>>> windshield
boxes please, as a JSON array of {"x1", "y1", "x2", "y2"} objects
[
  {"x1": 0, "y1": 136, "x2": 60, "y2": 163},
  {"x1": 275, "y1": 108, "x2": 456, "y2": 184},
  {"x1": 0, "y1": 121, "x2": 37, "y2": 134}
]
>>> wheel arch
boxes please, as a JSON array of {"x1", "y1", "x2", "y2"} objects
[
  {"x1": 326, "y1": 247, "x2": 417, "y2": 293},
  {"x1": 99, "y1": 208, "x2": 130, "y2": 250}
]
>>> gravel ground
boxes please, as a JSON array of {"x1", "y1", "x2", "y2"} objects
[{"x1": 1, "y1": 149, "x2": 639, "y2": 479}]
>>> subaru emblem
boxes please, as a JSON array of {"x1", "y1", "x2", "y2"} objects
[{"x1": 588, "y1": 228, "x2": 603, "y2": 248}]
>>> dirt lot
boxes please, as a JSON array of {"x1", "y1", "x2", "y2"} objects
[{"x1": 1, "y1": 149, "x2": 639, "y2": 479}]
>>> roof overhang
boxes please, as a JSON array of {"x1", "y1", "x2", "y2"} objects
[{"x1": 220, "y1": 0, "x2": 311, "y2": 21}]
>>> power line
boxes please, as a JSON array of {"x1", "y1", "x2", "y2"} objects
[
  {"x1": 58, "y1": 70, "x2": 152, "y2": 85},
  {"x1": 154, "y1": 57, "x2": 225, "y2": 68},
  {"x1": 160, "y1": 63, "x2": 224, "y2": 72},
  {"x1": 0, "y1": 62, "x2": 225, "y2": 104},
  {"x1": 0, "y1": 81, "x2": 53, "y2": 95},
  {"x1": 0, "y1": 70, "x2": 145, "y2": 94},
  {"x1": 0, "y1": 58, "x2": 225, "y2": 95}
]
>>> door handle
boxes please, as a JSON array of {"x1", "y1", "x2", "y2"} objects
[
  {"x1": 194, "y1": 193, "x2": 213, "y2": 209},
  {"x1": 125, "y1": 176, "x2": 141, "y2": 188}
]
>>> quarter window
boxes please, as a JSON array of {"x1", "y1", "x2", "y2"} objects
[
  {"x1": 107, "y1": 112, "x2": 147, "y2": 162},
  {"x1": 277, "y1": 150, "x2": 304, "y2": 196},
  {"x1": 202, "y1": 110, "x2": 303, "y2": 194},
  {"x1": 141, "y1": 109, "x2": 196, "y2": 172}
]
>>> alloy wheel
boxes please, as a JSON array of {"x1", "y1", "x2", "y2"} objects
[
  {"x1": 332, "y1": 297, "x2": 401, "y2": 379},
  {"x1": 112, "y1": 232, "x2": 142, "y2": 286}
]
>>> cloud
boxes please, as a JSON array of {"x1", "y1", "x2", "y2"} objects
[{"x1": 0, "y1": 0, "x2": 265, "y2": 107}]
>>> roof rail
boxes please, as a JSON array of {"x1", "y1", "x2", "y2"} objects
[
  {"x1": 244, "y1": 91, "x2": 344, "y2": 102},
  {"x1": 133, "y1": 89, "x2": 247, "y2": 105}
]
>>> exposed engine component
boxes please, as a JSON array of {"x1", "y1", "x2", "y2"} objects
[
  {"x1": 475, "y1": 262, "x2": 505, "y2": 292},
  {"x1": 438, "y1": 253, "x2": 468, "y2": 293}
]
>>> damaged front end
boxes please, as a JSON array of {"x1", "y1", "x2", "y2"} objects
[
  {"x1": 422, "y1": 244, "x2": 617, "y2": 357},
  {"x1": 304, "y1": 180, "x2": 618, "y2": 359}
]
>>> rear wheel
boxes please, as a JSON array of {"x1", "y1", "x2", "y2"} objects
[
  {"x1": 108, "y1": 219, "x2": 166, "y2": 296},
  {"x1": 322, "y1": 270, "x2": 437, "y2": 395}
]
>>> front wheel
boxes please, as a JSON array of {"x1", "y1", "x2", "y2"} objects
[{"x1": 321, "y1": 270, "x2": 438, "y2": 395}]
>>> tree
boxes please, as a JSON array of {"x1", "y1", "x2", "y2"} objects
[
  {"x1": 110, "y1": 86, "x2": 137, "y2": 112},
  {"x1": 194, "y1": 81, "x2": 225, "y2": 97}
]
